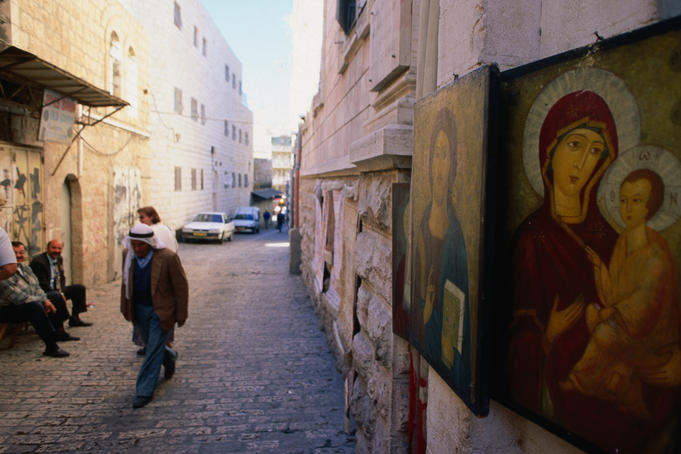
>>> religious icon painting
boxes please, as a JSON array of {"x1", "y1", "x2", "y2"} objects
[
  {"x1": 409, "y1": 66, "x2": 494, "y2": 415},
  {"x1": 490, "y1": 16, "x2": 681, "y2": 453},
  {"x1": 392, "y1": 182, "x2": 411, "y2": 340}
]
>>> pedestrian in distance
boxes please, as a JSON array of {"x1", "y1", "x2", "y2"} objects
[
  {"x1": 276, "y1": 211, "x2": 285, "y2": 233},
  {"x1": 120, "y1": 224, "x2": 188, "y2": 409},
  {"x1": 263, "y1": 210, "x2": 271, "y2": 229}
]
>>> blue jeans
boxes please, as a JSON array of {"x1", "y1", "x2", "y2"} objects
[{"x1": 134, "y1": 304, "x2": 176, "y2": 397}]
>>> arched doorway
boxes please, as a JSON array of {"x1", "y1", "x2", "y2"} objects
[{"x1": 62, "y1": 175, "x2": 83, "y2": 285}]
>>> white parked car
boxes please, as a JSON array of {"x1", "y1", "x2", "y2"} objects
[
  {"x1": 181, "y1": 212, "x2": 235, "y2": 243},
  {"x1": 233, "y1": 206, "x2": 261, "y2": 233}
]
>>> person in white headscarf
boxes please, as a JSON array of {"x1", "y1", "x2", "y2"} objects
[{"x1": 120, "y1": 224, "x2": 188, "y2": 409}]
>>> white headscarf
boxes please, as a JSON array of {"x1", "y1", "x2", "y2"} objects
[{"x1": 123, "y1": 223, "x2": 166, "y2": 299}]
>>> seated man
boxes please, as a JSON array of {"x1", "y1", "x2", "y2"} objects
[
  {"x1": 0, "y1": 241, "x2": 78, "y2": 357},
  {"x1": 30, "y1": 239, "x2": 92, "y2": 327}
]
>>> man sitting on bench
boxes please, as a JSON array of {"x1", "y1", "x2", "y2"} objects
[{"x1": 0, "y1": 241, "x2": 77, "y2": 357}]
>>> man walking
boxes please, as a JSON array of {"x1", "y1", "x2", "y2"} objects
[
  {"x1": 120, "y1": 224, "x2": 188, "y2": 409},
  {"x1": 30, "y1": 239, "x2": 92, "y2": 327}
]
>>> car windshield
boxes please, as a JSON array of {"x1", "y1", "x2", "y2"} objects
[
  {"x1": 193, "y1": 213, "x2": 222, "y2": 223},
  {"x1": 234, "y1": 214, "x2": 253, "y2": 220}
]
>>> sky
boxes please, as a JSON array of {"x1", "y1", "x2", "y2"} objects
[{"x1": 201, "y1": 0, "x2": 322, "y2": 157}]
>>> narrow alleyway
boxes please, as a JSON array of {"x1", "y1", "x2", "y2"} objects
[{"x1": 0, "y1": 229, "x2": 354, "y2": 453}]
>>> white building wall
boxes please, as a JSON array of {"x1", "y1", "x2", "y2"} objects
[{"x1": 121, "y1": 0, "x2": 253, "y2": 230}]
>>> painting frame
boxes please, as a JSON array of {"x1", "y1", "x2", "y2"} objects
[
  {"x1": 490, "y1": 16, "x2": 681, "y2": 453},
  {"x1": 408, "y1": 66, "x2": 494, "y2": 416}
]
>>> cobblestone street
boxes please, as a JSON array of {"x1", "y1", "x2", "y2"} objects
[{"x1": 0, "y1": 229, "x2": 354, "y2": 453}]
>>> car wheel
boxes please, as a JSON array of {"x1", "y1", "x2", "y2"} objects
[
  {"x1": 227, "y1": 233, "x2": 232, "y2": 241},
  {"x1": 219, "y1": 232, "x2": 225, "y2": 243}
]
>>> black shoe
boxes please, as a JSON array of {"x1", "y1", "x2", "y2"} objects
[
  {"x1": 69, "y1": 319, "x2": 93, "y2": 327},
  {"x1": 55, "y1": 333, "x2": 80, "y2": 342},
  {"x1": 136, "y1": 347, "x2": 146, "y2": 356},
  {"x1": 132, "y1": 395, "x2": 152, "y2": 409},
  {"x1": 43, "y1": 347, "x2": 70, "y2": 358},
  {"x1": 164, "y1": 357, "x2": 176, "y2": 379}
]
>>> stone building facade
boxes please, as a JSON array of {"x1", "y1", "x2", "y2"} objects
[
  {"x1": 0, "y1": 0, "x2": 151, "y2": 285},
  {"x1": 297, "y1": 0, "x2": 681, "y2": 453},
  {"x1": 271, "y1": 134, "x2": 293, "y2": 193},
  {"x1": 120, "y1": 0, "x2": 254, "y2": 232}
]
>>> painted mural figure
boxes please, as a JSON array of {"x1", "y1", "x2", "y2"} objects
[
  {"x1": 412, "y1": 108, "x2": 470, "y2": 391},
  {"x1": 561, "y1": 169, "x2": 681, "y2": 417}
]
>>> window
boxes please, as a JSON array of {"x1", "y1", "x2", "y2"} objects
[
  {"x1": 238, "y1": 129, "x2": 242, "y2": 143},
  {"x1": 174, "y1": 87, "x2": 183, "y2": 114},
  {"x1": 191, "y1": 168, "x2": 197, "y2": 190},
  {"x1": 201, "y1": 169, "x2": 204, "y2": 190},
  {"x1": 109, "y1": 32, "x2": 122, "y2": 97},
  {"x1": 232, "y1": 74, "x2": 236, "y2": 89},
  {"x1": 224, "y1": 120, "x2": 229, "y2": 136},
  {"x1": 202, "y1": 37, "x2": 207, "y2": 56},
  {"x1": 232, "y1": 172, "x2": 236, "y2": 187},
  {"x1": 232, "y1": 125, "x2": 236, "y2": 140},
  {"x1": 225, "y1": 65, "x2": 230, "y2": 81},
  {"x1": 238, "y1": 174, "x2": 242, "y2": 187},
  {"x1": 174, "y1": 167, "x2": 182, "y2": 191},
  {"x1": 191, "y1": 98, "x2": 198, "y2": 121},
  {"x1": 200, "y1": 104, "x2": 206, "y2": 124},
  {"x1": 336, "y1": 0, "x2": 356, "y2": 34},
  {"x1": 244, "y1": 174, "x2": 248, "y2": 186},
  {"x1": 239, "y1": 80, "x2": 242, "y2": 95},
  {"x1": 174, "y1": 2, "x2": 182, "y2": 29},
  {"x1": 193, "y1": 26, "x2": 198, "y2": 47},
  {"x1": 127, "y1": 47, "x2": 138, "y2": 117},
  {"x1": 224, "y1": 171, "x2": 229, "y2": 189},
  {"x1": 245, "y1": 132, "x2": 249, "y2": 145}
]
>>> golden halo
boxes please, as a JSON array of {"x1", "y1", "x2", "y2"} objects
[
  {"x1": 522, "y1": 68, "x2": 640, "y2": 197},
  {"x1": 597, "y1": 145, "x2": 681, "y2": 231}
]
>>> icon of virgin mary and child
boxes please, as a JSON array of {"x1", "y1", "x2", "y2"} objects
[{"x1": 507, "y1": 71, "x2": 681, "y2": 451}]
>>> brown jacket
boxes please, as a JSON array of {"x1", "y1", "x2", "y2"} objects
[{"x1": 120, "y1": 248, "x2": 188, "y2": 332}]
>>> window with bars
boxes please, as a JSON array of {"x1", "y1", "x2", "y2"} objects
[
  {"x1": 174, "y1": 2, "x2": 182, "y2": 29},
  {"x1": 174, "y1": 167, "x2": 182, "y2": 191},
  {"x1": 191, "y1": 168, "x2": 197, "y2": 190},
  {"x1": 174, "y1": 87, "x2": 183, "y2": 114},
  {"x1": 191, "y1": 98, "x2": 198, "y2": 121},
  {"x1": 201, "y1": 169, "x2": 204, "y2": 190}
]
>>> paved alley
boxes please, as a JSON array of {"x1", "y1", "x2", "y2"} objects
[{"x1": 0, "y1": 229, "x2": 355, "y2": 453}]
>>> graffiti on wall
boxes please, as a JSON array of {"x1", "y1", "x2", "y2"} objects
[
  {"x1": 113, "y1": 166, "x2": 141, "y2": 247},
  {"x1": 0, "y1": 146, "x2": 44, "y2": 255}
]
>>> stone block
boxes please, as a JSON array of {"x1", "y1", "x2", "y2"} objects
[
  {"x1": 352, "y1": 330, "x2": 374, "y2": 380},
  {"x1": 354, "y1": 230, "x2": 391, "y2": 303},
  {"x1": 367, "y1": 292, "x2": 392, "y2": 368},
  {"x1": 367, "y1": 362, "x2": 391, "y2": 421},
  {"x1": 288, "y1": 228, "x2": 302, "y2": 275},
  {"x1": 350, "y1": 376, "x2": 377, "y2": 439},
  {"x1": 356, "y1": 282, "x2": 371, "y2": 330},
  {"x1": 358, "y1": 173, "x2": 394, "y2": 231}
]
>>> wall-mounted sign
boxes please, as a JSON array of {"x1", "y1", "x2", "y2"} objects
[{"x1": 38, "y1": 89, "x2": 76, "y2": 144}]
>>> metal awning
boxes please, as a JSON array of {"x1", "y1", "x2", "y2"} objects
[
  {"x1": 252, "y1": 188, "x2": 284, "y2": 200},
  {"x1": 0, "y1": 46, "x2": 127, "y2": 108}
]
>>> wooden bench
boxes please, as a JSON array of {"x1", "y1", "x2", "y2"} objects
[{"x1": 0, "y1": 322, "x2": 29, "y2": 348}]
